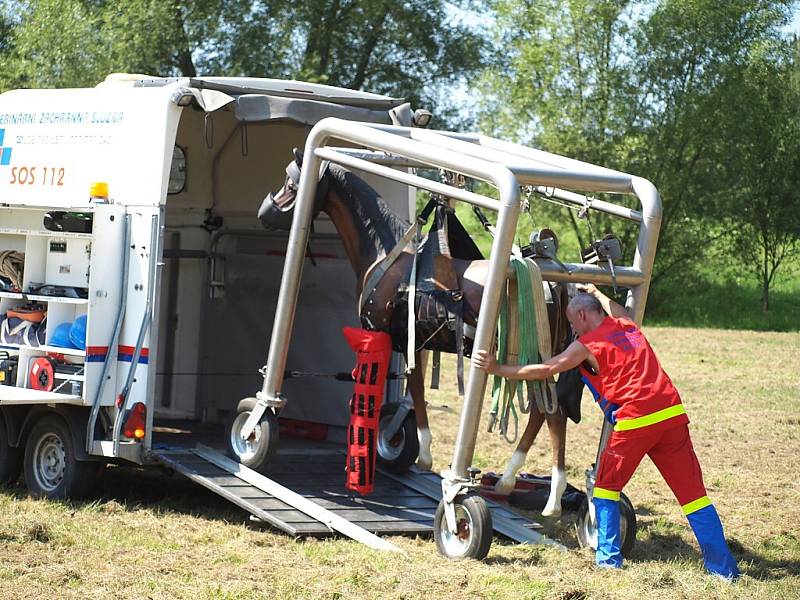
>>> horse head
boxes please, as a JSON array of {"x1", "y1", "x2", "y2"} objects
[{"x1": 258, "y1": 148, "x2": 331, "y2": 230}]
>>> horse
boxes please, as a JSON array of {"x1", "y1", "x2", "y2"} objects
[{"x1": 258, "y1": 149, "x2": 577, "y2": 516}]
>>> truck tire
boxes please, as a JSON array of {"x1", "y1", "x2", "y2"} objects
[{"x1": 24, "y1": 415, "x2": 94, "y2": 499}]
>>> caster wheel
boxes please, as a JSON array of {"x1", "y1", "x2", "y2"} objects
[
  {"x1": 576, "y1": 491, "x2": 637, "y2": 557},
  {"x1": 433, "y1": 494, "x2": 493, "y2": 560},
  {"x1": 376, "y1": 403, "x2": 419, "y2": 473},
  {"x1": 226, "y1": 397, "x2": 279, "y2": 475}
]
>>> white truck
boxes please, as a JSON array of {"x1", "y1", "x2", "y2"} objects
[{"x1": 0, "y1": 75, "x2": 416, "y2": 500}]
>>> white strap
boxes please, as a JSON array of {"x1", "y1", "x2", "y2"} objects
[{"x1": 405, "y1": 224, "x2": 419, "y2": 373}]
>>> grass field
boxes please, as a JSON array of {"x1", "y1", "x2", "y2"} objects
[{"x1": 0, "y1": 327, "x2": 798, "y2": 599}]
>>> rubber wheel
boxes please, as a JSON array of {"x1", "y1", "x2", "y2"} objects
[
  {"x1": 376, "y1": 403, "x2": 419, "y2": 474},
  {"x1": 576, "y1": 492, "x2": 637, "y2": 558},
  {"x1": 24, "y1": 415, "x2": 94, "y2": 499},
  {"x1": 433, "y1": 494, "x2": 493, "y2": 560},
  {"x1": 0, "y1": 412, "x2": 23, "y2": 484},
  {"x1": 226, "y1": 397, "x2": 279, "y2": 475}
]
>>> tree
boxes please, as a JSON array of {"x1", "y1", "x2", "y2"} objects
[
  {"x1": 717, "y1": 41, "x2": 800, "y2": 312},
  {"x1": 479, "y1": 0, "x2": 797, "y2": 306},
  {"x1": 0, "y1": 0, "x2": 488, "y2": 126}
]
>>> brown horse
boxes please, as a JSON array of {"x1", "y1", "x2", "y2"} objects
[{"x1": 258, "y1": 150, "x2": 576, "y2": 515}]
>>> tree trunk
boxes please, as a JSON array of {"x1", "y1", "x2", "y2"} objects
[
  {"x1": 173, "y1": 6, "x2": 196, "y2": 77},
  {"x1": 762, "y1": 244, "x2": 769, "y2": 314}
]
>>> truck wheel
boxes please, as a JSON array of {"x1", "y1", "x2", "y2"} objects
[
  {"x1": 226, "y1": 397, "x2": 279, "y2": 475},
  {"x1": 376, "y1": 403, "x2": 419, "y2": 474},
  {"x1": 0, "y1": 412, "x2": 23, "y2": 484},
  {"x1": 576, "y1": 492, "x2": 637, "y2": 558},
  {"x1": 24, "y1": 415, "x2": 94, "y2": 499},
  {"x1": 433, "y1": 494, "x2": 493, "y2": 560}
]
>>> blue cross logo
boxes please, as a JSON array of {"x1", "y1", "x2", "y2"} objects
[{"x1": 0, "y1": 129, "x2": 12, "y2": 166}]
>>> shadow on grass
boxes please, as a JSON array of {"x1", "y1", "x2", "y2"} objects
[
  {"x1": 1, "y1": 464, "x2": 251, "y2": 524},
  {"x1": 629, "y1": 527, "x2": 800, "y2": 580},
  {"x1": 727, "y1": 537, "x2": 800, "y2": 579}
]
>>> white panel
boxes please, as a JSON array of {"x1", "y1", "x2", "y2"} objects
[
  {"x1": 0, "y1": 86, "x2": 180, "y2": 208},
  {"x1": 84, "y1": 203, "x2": 125, "y2": 406},
  {"x1": 44, "y1": 237, "x2": 91, "y2": 288}
]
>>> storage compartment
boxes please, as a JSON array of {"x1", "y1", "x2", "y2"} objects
[{"x1": 0, "y1": 211, "x2": 93, "y2": 401}]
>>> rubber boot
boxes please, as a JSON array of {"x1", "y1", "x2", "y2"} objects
[
  {"x1": 593, "y1": 497, "x2": 623, "y2": 568},
  {"x1": 686, "y1": 505, "x2": 739, "y2": 580}
]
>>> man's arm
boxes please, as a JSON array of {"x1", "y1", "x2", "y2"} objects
[
  {"x1": 578, "y1": 283, "x2": 631, "y2": 319},
  {"x1": 472, "y1": 340, "x2": 591, "y2": 381}
]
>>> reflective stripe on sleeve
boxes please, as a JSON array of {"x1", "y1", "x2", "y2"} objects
[
  {"x1": 682, "y1": 495, "x2": 712, "y2": 515},
  {"x1": 593, "y1": 487, "x2": 621, "y2": 501},
  {"x1": 614, "y1": 403, "x2": 687, "y2": 431}
]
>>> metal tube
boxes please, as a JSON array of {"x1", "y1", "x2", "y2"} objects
[
  {"x1": 535, "y1": 263, "x2": 645, "y2": 287},
  {"x1": 343, "y1": 126, "x2": 644, "y2": 222},
  {"x1": 314, "y1": 148, "x2": 501, "y2": 212},
  {"x1": 258, "y1": 135, "x2": 327, "y2": 399},
  {"x1": 113, "y1": 215, "x2": 160, "y2": 455},
  {"x1": 324, "y1": 148, "x2": 430, "y2": 169},
  {"x1": 404, "y1": 129, "x2": 634, "y2": 193},
  {"x1": 450, "y1": 173, "x2": 521, "y2": 476},
  {"x1": 531, "y1": 186, "x2": 642, "y2": 223},
  {"x1": 626, "y1": 177, "x2": 662, "y2": 323},
  {"x1": 86, "y1": 214, "x2": 131, "y2": 452},
  {"x1": 259, "y1": 118, "x2": 532, "y2": 404},
  {"x1": 362, "y1": 124, "x2": 636, "y2": 184}
]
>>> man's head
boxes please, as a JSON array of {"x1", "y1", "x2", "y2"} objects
[{"x1": 566, "y1": 292, "x2": 605, "y2": 336}]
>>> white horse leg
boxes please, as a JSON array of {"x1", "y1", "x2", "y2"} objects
[
  {"x1": 408, "y1": 351, "x2": 432, "y2": 470},
  {"x1": 495, "y1": 409, "x2": 545, "y2": 495},
  {"x1": 541, "y1": 410, "x2": 567, "y2": 517}
]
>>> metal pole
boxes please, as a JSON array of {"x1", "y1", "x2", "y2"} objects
[{"x1": 449, "y1": 175, "x2": 520, "y2": 477}]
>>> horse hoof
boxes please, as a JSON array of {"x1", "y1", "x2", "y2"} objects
[
  {"x1": 494, "y1": 477, "x2": 516, "y2": 496},
  {"x1": 416, "y1": 456, "x2": 433, "y2": 471},
  {"x1": 541, "y1": 504, "x2": 562, "y2": 518}
]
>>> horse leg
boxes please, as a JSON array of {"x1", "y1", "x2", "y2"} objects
[
  {"x1": 408, "y1": 350, "x2": 432, "y2": 470},
  {"x1": 494, "y1": 409, "x2": 546, "y2": 495},
  {"x1": 541, "y1": 410, "x2": 568, "y2": 517}
]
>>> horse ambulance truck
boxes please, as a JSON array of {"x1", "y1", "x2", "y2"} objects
[{"x1": 0, "y1": 74, "x2": 415, "y2": 500}]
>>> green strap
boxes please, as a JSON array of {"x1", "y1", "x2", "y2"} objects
[{"x1": 488, "y1": 258, "x2": 551, "y2": 442}]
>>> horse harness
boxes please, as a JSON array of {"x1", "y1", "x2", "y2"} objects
[{"x1": 359, "y1": 197, "x2": 482, "y2": 394}]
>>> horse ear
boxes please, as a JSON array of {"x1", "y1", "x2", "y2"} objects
[{"x1": 293, "y1": 147, "x2": 304, "y2": 166}]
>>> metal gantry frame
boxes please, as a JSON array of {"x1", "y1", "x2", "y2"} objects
[{"x1": 242, "y1": 117, "x2": 662, "y2": 553}]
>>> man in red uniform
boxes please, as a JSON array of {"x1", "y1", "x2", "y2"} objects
[{"x1": 473, "y1": 285, "x2": 739, "y2": 579}]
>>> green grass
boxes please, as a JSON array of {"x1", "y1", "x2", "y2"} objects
[
  {"x1": 0, "y1": 327, "x2": 798, "y2": 598},
  {"x1": 645, "y1": 261, "x2": 800, "y2": 332}
]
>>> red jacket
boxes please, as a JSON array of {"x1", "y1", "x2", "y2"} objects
[{"x1": 579, "y1": 316, "x2": 689, "y2": 436}]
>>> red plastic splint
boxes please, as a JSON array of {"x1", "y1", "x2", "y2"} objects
[{"x1": 342, "y1": 327, "x2": 392, "y2": 495}]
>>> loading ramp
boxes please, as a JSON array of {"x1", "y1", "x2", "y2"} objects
[{"x1": 151, "y1": 443, "x2": 561, "y2": 551}]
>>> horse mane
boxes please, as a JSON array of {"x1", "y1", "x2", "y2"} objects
[{"x1": 326, "y1": 163, "x2": 410, "y2": 257}]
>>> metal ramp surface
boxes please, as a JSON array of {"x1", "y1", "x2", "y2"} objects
[{"x1": 152, "y1": 444, "x2": 559, "y2": 550}]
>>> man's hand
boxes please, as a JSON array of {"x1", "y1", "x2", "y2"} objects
[
  {"x1": 472, "y1": 349, "x2": 498, "y2": 375},
  {"x1": 576, "y1": 282, "x2": 599, "y2": 296}
]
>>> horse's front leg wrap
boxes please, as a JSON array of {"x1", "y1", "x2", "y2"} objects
[
  {"x1": 495, "y1": 449, "x2": 526, "y2": 495},
  {"x1": 417, "y1": 427, "x2": 433, "y2": 471},
  {"x1": 542, "y1": 466, "x2": 567, "y2": 517}
]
